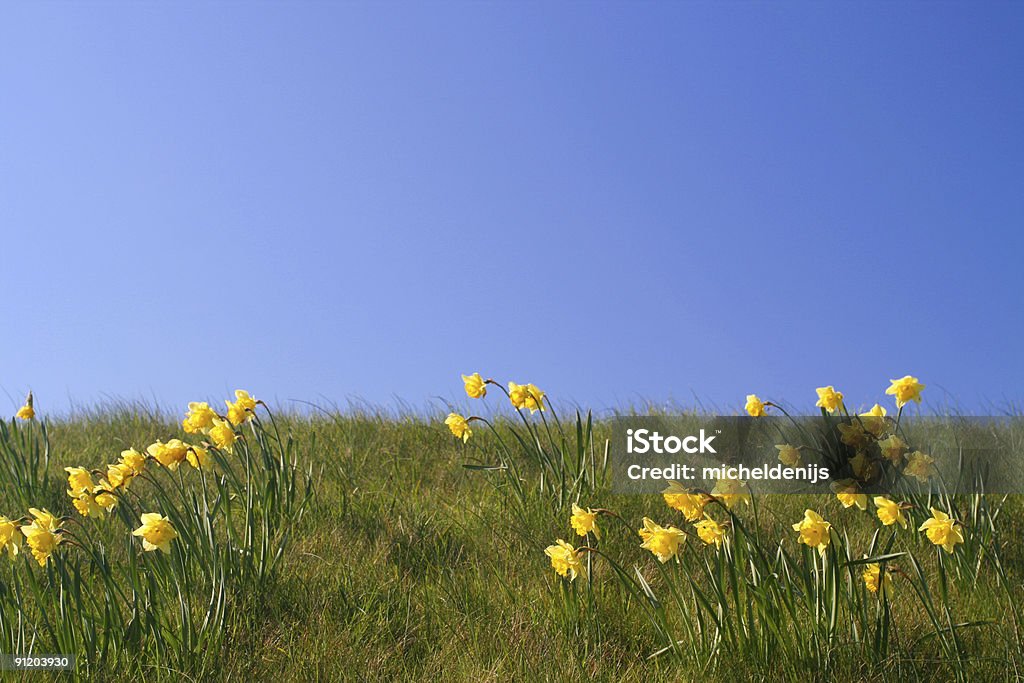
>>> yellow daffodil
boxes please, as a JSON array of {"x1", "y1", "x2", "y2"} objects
[
  {"x1": 850, "y1": 451, "x2": 879, "y2": 482},
  {"x1": 118, "y1": 448, "x2": 147, "y2": 476},
  {"x1": 106, "y1": 462, "x2": 134, "y2": 490},
  {"x1": 859, "y1": 404, "x2": 889, "y2": 437},
  {"x1": 873, "y1": 496, "x2": 909, "y2": 529},
  {"x1": 745, "y1": 394, "x2": 766, "y2": 417},
  {"x1": 792, "y1": 509, "x2": 831, "y2": 554},
  {"x1": 15, "y1": 392, "x2": 34, "y2": 420},
  {"x1": 863, "y1": 562, "x2": 893, "y2": 596},
  {"x1": 878, "y1": 435, "x2": 907, "y2": 464},
  {"x1": 147, "y1": 439, "x2": 189, "y2": 471},
  {"x1": 544, "y1": 539, "x2": 586, "y2": 581},
  {"x1": 903, "y1": 451, "x2": 936, "y2": 483},
  {"x1": 71, "y1": 491, "x2": 103, "y2": 518},
  {"x1": 461, "y1": 373, "x2": 487, "y2": 399},
  {"x1": 570, "y1": 504, "x2": 600, "y2": 540},
  {"x1": 0, "y1": 517, "x2": 21, "y2": 559},
  {"x1": 94, "y1": 487, "x2": 118, "y2": 513},
  {"x1": 20, "y1": 524, "x2": 60, "y2": 567},
  {"x1": 638, "y1": 517, "x2": 686, "y2": 563},
  {"x1": 919, "y1": 508, "x2": 964, "y2": 553},
  {"x1": 815, "y1": 386, "x2": 844, "y2": 413},
  {"x1": 182, "y1": 401, "x2": 216, "y2": 434},
  {"x1": 831, "y1": 479, "x2": 868, "y2": 510},
  {"x1": 209, "y1": 419, "x2": 237, "y2": 452},
  {"x1": 508, "y1": 382, "x2": 546, "y2": 413},
  {"x1": 838, "y1": 421, "x2": 869, "y2": 448},
  {"x1": 712, "y1": 477, "x2": 750, "y2": 508},
  {"x1": 28, "y1": 508, "x2": 59, "y2": 531},
  {"x1": 662, "y1": 481, "x2": 708, "y2": 522},
  {"x1": 21, "y1": 510, "x2": 61, "y2": 566},
  {"x1": 64, "y1": 467, "x2": 94, "y2": 496},
  {"x1": 886, "y1": 376, "x2": 925, "y2": 408},
  {"x1": 186, "y1": 444, "x2": 212, "y2": 470},
  {"x1": 694, "y1": 514, "x2": 727, "y2": 548},
  {"x1": 776, "y1": 444, "x2": 801, "y2": 468},
  {"x1": 132, "y1": 513, "x2": 179, "y2": 553},
  {"x1": 444, "y1": 413, "x2": 472, "y2": 442},
  {"x1": 225, "y1": 390, "x2": 258, "y2": 426}
]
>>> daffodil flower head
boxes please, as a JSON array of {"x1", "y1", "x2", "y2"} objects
[
  {"x1": 815, "y1": 386, "x2": 844, "y2": 413},
  {"x1": 638, "y1": 517, "x2": 686, "y2": 563},
  {"x1": 745, "y1": 394, "x2": 766, "y2": 417},
  {"x1": 919, "y1": 507, "x2": 964, "y2": 553},
  {"x1": 662, "y1": 481, "x2": 708, "y2": 521},
  {"x1": 873, "y1": 496, "x2": 909, "y2": 529},
  {"x1": 775, "y1": 444, "x2": 801, "y2": 468},
  {"x1": 694, "y1": 514, "x2": 727, "y2": 548},
  {"x1": 15, "y1": 392, "x2": 34, "y2": 420},
  {"x1": 132, "y1": 513, "x2": 179, "y2": 553},
  {"x1": 225, "y1": 390, "x2": 258, "y2": 426},
  {"x1": 461, "y1": 373, "x2": 487, "y2": 399},
  {"x1": 792, "y1": 509, "x2": 831, "y2": 554},
  {"x1": 903, "y1": 451, "x2": 936, "y2": 483},
  {"x1": 862, "y1": 562, "x2": 893, "y2": 596},
  {"x1": 886, "y1": 376, "x2": 925, "y2": 408},
  {"x1": 570, "y1": 504, "x2": 600, "y2": 540},
  {"x1": 444, "y1": 413, "x2": 472, "y2": 442},
  {"x1": 209, "y1": 419, "x2": 238, "y2": 452},
  {"x1": 544, "y1": 539, "x2": 586, "y2": 581},
  {"x1": 831, "y1": 479, "x2": 868, "y2": 510},
  {"x1": 0, "y1": 517, "x2": 22, "y2": 560},
  {"x1": 182, "y1": 401, "x2": 217, "y2": 434}
]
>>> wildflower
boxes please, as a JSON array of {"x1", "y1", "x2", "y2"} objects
[
  {"x1": 225, "y1": 390, "x2": 258, "y2": 426},
  {"x1": 831, "y1": 479, "x2": 868, "y2": 510},
  {"x1": 903, "y1": 451, "x2": 936, "y2": 483},
  {"x1": 712, "y1": 477, "x2": 750, "y2": 508},
  {"x1": 838, "y1": 421, "x2": 869, "y2": 448},
  {"x1": 186, "y1": 444, "x2": 212, "y2": 470},
  {"x1": 694, "y1": 514, "x2": 727, "y2": 548},
  {"x1": 71, "y1": 491, "x2": 103, "y2": 518},
  {"x1": 638, "y1": 517, "x2": 686, "y2": 563},
  {"x1": 570, "y1": 504, "x2": 600, "y2": 540},
  {"x1": 15, "y1": 392, "x2": 34, "y2": 420},
  {"x1": 20, "y1": 524, "x2": 60, "y2": 567},
  {"x1": 106, "y1": 462, "x2": 134, "y2": 489},
  {"x1": 919, "y1": 508, "x2": 964, "y2": 553},
  {"x1": 815, "y1": 386, "x2": 844, "y2": 413},
  {"x1": 508, "y1": 382, "x2": 546, "y2": 413},
  {"x1": 662, "y1": 481, "x2": 708, "y2": 521},
  {"x1": 461, "y1": 373, "x2": 487, "y2": 399},
  {"x1": 28, "y1": 508, "x2": 58, "y2": 531},
  {"x1": 544, "y1": 539, "x2": 586, "y2": 581},
  {"x1": 444, "y1": 413, "x2": 472, "y2": 443},
  {"x1": 886, "y1": 376, "x2": 925, "y2": 408},
  {"x1": 21, "y1": 510, "x2": 61, "y2": 566},
  {"x1": 209, "y1": 419, "x2": 237, "y2": 452},
  {"x1": 182, "y1": 401, "x2": 216, "y2": 434},
  {"x1": 859, "y1": 404, "x2": 889, "y2": 437},
  {"x1": 776, "y1": 444, "x2": 801, "y2": 468},
  {"x1": 850, "y1": 451, "x2": 880, "y2": 482},
  {"x1": 792, "y1": 509, "x2": 831, "y2": 554},
  {"x1": 132, "y1": 513, "x2": 178, "y2": 553},
  {"x1": 745, "y1": 394, "x2": 766, "y2": 417},
  {"x1": 0, "y1": 517, "x2": 21, "y2": 559},
  {"x1": 873, "y1": 496, "x2": 909, "y2": 529},
  {"x1": 878, "y1": 435, "x2": 907, "y2": 464},
  {"x1": 119, "y1": 448, "x2": 147, "y2": 476},
  {"x1": 64, "y1": 467, "x2": 95, "y2": 496},
  {"x1": 863, "y1": 562, "x2": 893, "y2": 596},
  {"x1": 94, "y1": 487, "x2": 118, "y2": 513},
  {"x1": 147, "y1": 439, "x2": 189, "y2": 471}
]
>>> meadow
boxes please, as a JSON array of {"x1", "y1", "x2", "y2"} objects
[{"x1": 0, "y1": 379, "x2": 1022, "y2": 682}]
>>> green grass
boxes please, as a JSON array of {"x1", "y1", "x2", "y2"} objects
[{"x1": 2, "y1": 408, "x2": 1023, "y2": 681}]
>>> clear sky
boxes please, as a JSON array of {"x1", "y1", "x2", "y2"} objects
[{"x1": 2, "y1": 2, "x2": 1022, "y2": 417}]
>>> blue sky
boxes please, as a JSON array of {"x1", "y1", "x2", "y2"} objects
[{"x1": 2, "y1": 2, "x2": 1022, "y2": 417}]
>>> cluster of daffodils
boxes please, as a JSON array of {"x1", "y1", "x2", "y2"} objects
[
  {"x1": 543, "y1": 375, "x2": 966, "y2": 600},
  {"x1": 444, "y1": 373, "x2": 547, "y2": 442},
  {"x1": 6, "y1": 390, "x2": 260, "y2": 566}
]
